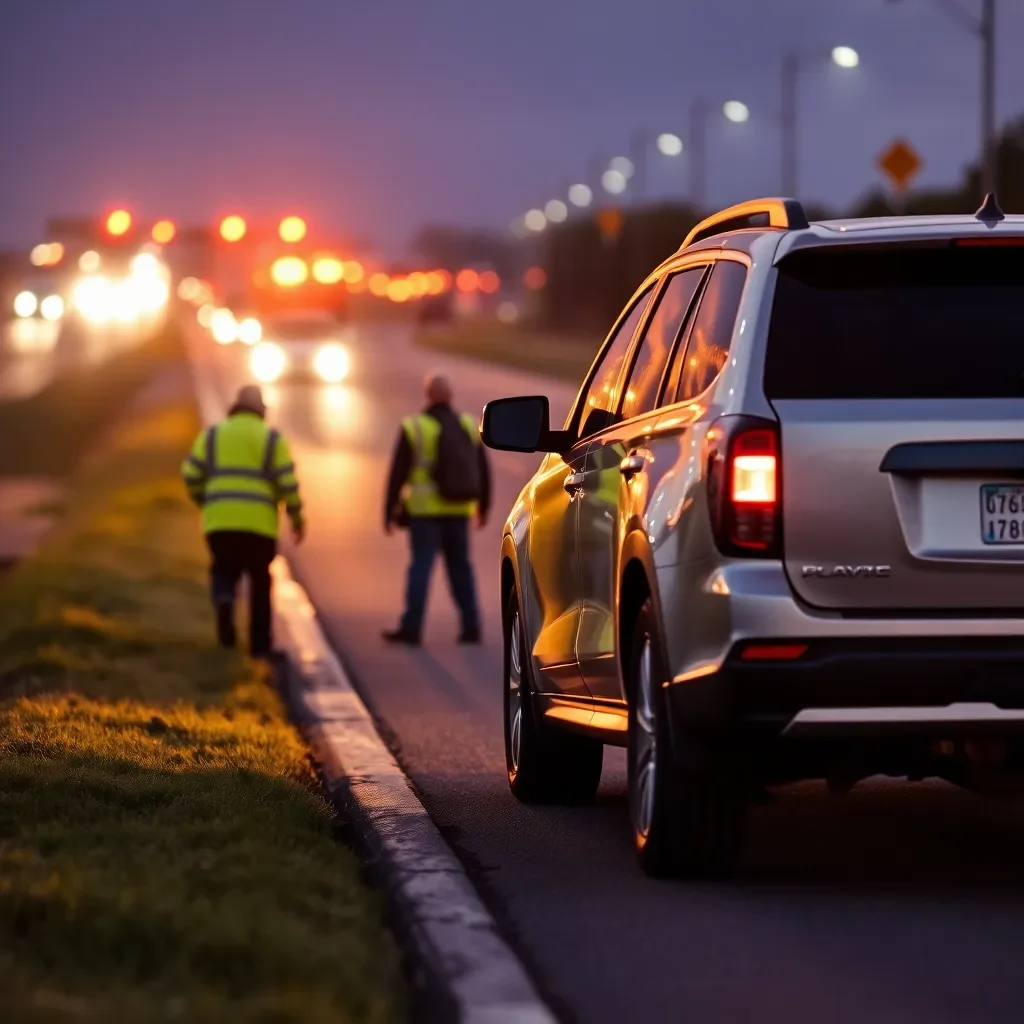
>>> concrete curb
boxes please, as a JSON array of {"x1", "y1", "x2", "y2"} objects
[{"x1": 186, "y1": 334, "x2": 558, "y2": 1024}]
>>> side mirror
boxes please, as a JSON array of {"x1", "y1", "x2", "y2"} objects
[{"x1": 480, "y1": 395, "x2": 569, "y2": 454}]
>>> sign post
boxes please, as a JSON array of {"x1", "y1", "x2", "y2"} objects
[{"x1": 876, "y1": 138, "x2": 923, "y2": 213}]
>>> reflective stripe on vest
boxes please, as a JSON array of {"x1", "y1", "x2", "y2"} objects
[
  {"x1": 201, "y1": 426, "x2": 278, "y2": 505},
  {"x1": 402, "y1": 412, "x2": 478, "y2": 518}
]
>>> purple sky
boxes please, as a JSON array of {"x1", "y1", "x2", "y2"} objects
[{"x1": 1, "y1": 0, "x2": 1021, "y2": 254}]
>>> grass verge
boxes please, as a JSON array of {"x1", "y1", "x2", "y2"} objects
[
  {"x1": 0, "y1": 325, "x2": 180, "y2": 477},
  {"x1": 416, "y1": 317, "x2": 600, "y2": 381},
  {"x1": 0, "y1": 347, "x2": 401, "y2": 1021}
]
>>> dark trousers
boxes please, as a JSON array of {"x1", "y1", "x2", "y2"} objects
[
  {"x1": 400, "y1": 516, "x2": 480, "y2": 637},
  {"x1": 206, "y1": 531, "x2": 277, "y2": 656}
]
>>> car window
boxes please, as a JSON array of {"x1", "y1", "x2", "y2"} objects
[
  {"x1": 576, "y1": 285, "x2": 654, "y2": 440},
  {"x1": 674, "y1": 260, "x2": 747, "y2": 402},
  {"x1": 620, "y1": 268, "x2": 704, "y2": 421},
  {"x1": 765, "y1": 246, "x2": 1024, "y2": 399}
]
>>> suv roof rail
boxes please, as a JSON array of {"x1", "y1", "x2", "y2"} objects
[{"x1": 680, "y1": 197, "x2": 810, "y2": 250}]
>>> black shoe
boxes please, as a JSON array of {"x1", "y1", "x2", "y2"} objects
[
  {"x1": 216, "y1": 601, "x2": 237, "y2": 649},
  {"x1": 458, "y1": 629, "x2": 482, "y2": 645},
  {"x1": 382, "y1": 629, "x2": 420, "y2": 647}
]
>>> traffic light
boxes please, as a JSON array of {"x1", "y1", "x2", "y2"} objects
[{"x1": 219, "y1": 215, "x2": 247, "y2": 243}]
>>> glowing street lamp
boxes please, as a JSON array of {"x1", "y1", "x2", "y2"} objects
[
  {"x1": 544, "y1": 199, "x2": 568, "y2": 223},
  {"x1": 524, "y1": 208, "x2": 547, "y2": 232},
  {"x1": 656, "y1": 133, "x2": 683, "y2": 157},
  {"x1": 781, "y1": 46, "x2": 861, "y2": 196},
  {"x1": 568, "y1": 183, "x2": 593, "y2": 207}
]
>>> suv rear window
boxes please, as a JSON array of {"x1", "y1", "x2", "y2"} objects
[{"x1": 764, "y1": 246, "x2": 1024, "y2": 399}]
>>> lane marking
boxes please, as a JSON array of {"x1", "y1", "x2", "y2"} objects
[{"x1": 185, "y1": 327, "x2": 558, "y2": 1024}]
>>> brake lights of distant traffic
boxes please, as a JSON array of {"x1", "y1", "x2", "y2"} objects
[
  {"x1": 312, "y1": 256, "x2": 345, "y2": 284},
  {"x1": 152, "y1": 219, "x2": 177, "y2": 244},
  {"x1": 270, "y1": 255, "x2": 308, "y2": 287},
  {"x1": 219, "y1": 215, "x2": 247, "y2": 243},
  {"x1": 279, "y1": 216, "x2": 307, "y2": 243},
  {"x1": 478, "y1": 270, "x2": 500, "y2": 294},
  {"x1": 106, "y1": 209, "x2": 132, "y2": 236},
  {"x1": 456, "y1": 269, "x2": 479, "y2": 293}
]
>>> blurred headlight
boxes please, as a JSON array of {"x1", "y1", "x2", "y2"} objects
[
  {"x1": 72, "y1": 275, "x2": 114, "y2": 324},
  {"x1": 238, "y1": 317, "x2": 262, "y2": 345},
  {"x1": 313, "y1": 343, "x2": 349, "y2": 383},
  {"x1": 210, "y1": 308, "x2": 238, "y2": 344},
  {"x1": 251, "y1": 342, "x2": 287, "y2": 383},
  {"x1": 40, "y1": 295, "x2": 64, "y2": 321},
  {"x1": 13, "y1": 291, "x2": 37, "y2": 317}
]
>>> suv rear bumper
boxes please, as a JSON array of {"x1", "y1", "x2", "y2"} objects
[
  {"x1": 668, "y1": 635, "x2": 1024, "y2": 736},
  {"x1": 657, "y1": 561, "x2": 1024, "y2": 738}
]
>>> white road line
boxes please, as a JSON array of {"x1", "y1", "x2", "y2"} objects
[{"x1": 185, "y1": 333, "x2": 558, "y2": 1024}]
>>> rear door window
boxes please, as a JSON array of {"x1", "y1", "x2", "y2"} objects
[
  {"x1": 765, "y1": 246, "x2": 1024, "y2": 399},
  {"x1": 620, "y1": 268, "x2": 705, "y2": 420},
  {"x1": 674, "y1": 260, "x2": 747, "y2": 402}
]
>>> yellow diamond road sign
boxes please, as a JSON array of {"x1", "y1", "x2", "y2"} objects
[{"x1": 877, "y1": 138, "x2": 922, "y2": 191}]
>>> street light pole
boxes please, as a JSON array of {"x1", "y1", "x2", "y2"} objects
[
  {"x1": 888, "y1": 0, "x2": 997, "y2": 195},
  {"x1": 781, "y1": 53, "x2": 799, "y2": 197},
  {"x1": 689, "y1": 98, "x2": 709, "y2": 211}
]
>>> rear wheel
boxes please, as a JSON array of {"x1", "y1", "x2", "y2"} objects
[
  {"x1": 628, "y1": 598, "x2": 746, "y2": 878},
  {"x1": 504, "y1": 588, "x2": 603, "y2": 803}
]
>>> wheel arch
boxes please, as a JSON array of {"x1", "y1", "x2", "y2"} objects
[{"x1": 618, "y1": 529, "x2": 666, "y2": 703}]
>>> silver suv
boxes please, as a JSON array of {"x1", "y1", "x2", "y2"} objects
[{"x1": 481, "y1": 194, "x2": 1024, "y2": 878}]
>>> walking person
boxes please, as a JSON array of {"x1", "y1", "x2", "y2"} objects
[
  {"x1": 181, "y1": 384, "x2": 305, "y2": 660},
  {"x1": 382, "y1": 372, "x2": 490, "y2": 646}
]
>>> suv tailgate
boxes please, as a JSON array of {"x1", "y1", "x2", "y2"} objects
[{"x1": 765, "y1": 243, "x2": 1024, "y2": 613}]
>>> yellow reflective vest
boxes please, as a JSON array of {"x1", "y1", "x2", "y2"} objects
[
  {"x1": 401, "y1": 412, "x2": 479, "y2": 518},
  {"x1": 180, "y1": 412, "x2": 303, "y2": 538}
]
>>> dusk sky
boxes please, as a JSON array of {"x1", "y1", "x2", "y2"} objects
[{"x1": 2, "y1": 0, "x2": 1022, "y2": 255}]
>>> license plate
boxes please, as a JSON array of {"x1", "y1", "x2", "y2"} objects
[{"x1": 980, "y1": 484, "x2": 1024, "y2": 544}]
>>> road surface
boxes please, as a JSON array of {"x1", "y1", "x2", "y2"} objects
[{"x1": 192, "y1": 316, "x2": 1024, "y2": 1024}]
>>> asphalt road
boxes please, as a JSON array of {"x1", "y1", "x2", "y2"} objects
[{"x1": 194, "y1": 316, "x2": 1024, "y2": 1024}]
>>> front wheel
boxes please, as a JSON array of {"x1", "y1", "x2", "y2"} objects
[
  {"x1": 504, "y1": 588, "x2": 603, "y2": 803},
  {"x1": 627, "y1": 598, "x2": 746, "y2": 878}
]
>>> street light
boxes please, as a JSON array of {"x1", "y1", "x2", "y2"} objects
[
  {"x1": 601, "y1": 168, "x2": 628, "y2": 195},
  {"x1": 687, "y1": 98, "x2": 752, "y2": 209},
  {"x1": 781, "y1": 46, "x2": 860, "y2": 197},
  {"x1": 886, "y1": 0, "x2": 996, "y2": 196},
  {"x1": 568, "y1": 183, "x2": 593, "y2": 207},
  {"x1": 657, "y1": 133, "x2": 683, "y2": 156},
  {"x1": 545, "y1": 199, "x2": 568, "y2": 223},
  {"x1": 524, "y1": 208, "x2": 547, "y2": 232}
]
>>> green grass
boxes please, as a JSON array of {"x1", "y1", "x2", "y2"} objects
[
  {"x1": 0, "y1": 327, "x2": 180, "y2": 477},
  {"x1": 416, "y1": 317, "x2": 600, "y2": 381},
  {"x1": 0, "y1": 346, "x2": 402, "y2": 1022}
]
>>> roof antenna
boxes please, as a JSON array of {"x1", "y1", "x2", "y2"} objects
[{"x1": 975, "y1": 192, "x2": 1005, "y2": 222}]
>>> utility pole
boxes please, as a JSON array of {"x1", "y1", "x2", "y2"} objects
[
  {"x1": 887, "y1": 0, "x2": 998, "y2": 195},
  {"x1": 689, "y1": 97, "x2": 709, "y2": 212}
]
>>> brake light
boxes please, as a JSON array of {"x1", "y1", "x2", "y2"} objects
[
  {"x1": 731, "y1": 431, "x2": 777, "y2": 504},
  {"x1": 954, "y1": 237, "x2": 1024, "y2": 247},
  {"x1": 706, "y1": 416, "x2": 781, "y2": 558}
]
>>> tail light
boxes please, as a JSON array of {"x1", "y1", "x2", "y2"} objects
[{"x1": 705, "y1": 415, "x2": 781, "y2": 558}]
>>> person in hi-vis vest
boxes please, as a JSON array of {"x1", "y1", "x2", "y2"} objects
[
  {"x1": 181, "y1": 385, "x2": 304, "y2": 659},
  {"x1": 382, "y1": 372, "x2": 490, "y2": 646}
]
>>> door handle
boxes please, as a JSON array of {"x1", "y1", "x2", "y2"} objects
[
  {"x1": 619, "y1": 454, "x2": 646, "y2": 478},
  {"x1": 563, "y1": 471, "x2": 585, "y2": 492}
]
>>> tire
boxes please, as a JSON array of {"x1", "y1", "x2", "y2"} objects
[
  {"x1": 504, "y1": 587, "x2": 603, "y2": 803},
  {"x1": 627, "y1": 598, "x2": 746, "y2": 878}
]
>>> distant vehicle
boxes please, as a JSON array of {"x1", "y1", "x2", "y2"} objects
[
  {"x1": 10, "y1": 270, "x2": 65, "y2": 322},
  {"x1": 482, "y1": 194, "x2": 1024, "y2": 879},
  {"x1": 249, "y1": 309, "x2": 352, "y2": 385}
]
